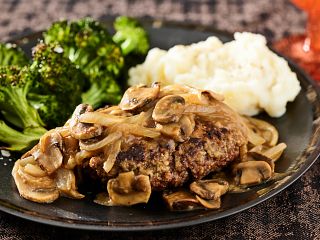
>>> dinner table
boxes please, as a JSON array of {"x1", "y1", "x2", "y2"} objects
[{"x1": 0, "y1": 0, "x2": 319, "y2": 239}]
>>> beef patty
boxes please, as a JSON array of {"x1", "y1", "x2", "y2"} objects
[{"x1": 89, "y1": 118, "x2": 245, "y2": 191}]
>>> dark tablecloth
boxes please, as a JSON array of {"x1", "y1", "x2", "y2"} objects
[{"x1": 0, "y1": 0, "x2": 319, "y2": 239}]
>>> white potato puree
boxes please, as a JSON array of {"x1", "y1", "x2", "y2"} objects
[{"x1": 128, "y1": 32, "x2": 301, "y2": 117}]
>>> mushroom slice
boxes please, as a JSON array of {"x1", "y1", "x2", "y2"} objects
[
  {"x1": 119, "y1": 83, "x2": 160, "y2": 111},
  {"x1": 12, "y1": 160, "x2": 59, "y2": 203},
  {"x1": 249, "y1": 143, "x2": 287, "y2": 163},
  {"x1": 263, "y1": 143, "x2": 287, "y2": 162},
  {"x1": 103, "y1": 139, "x2": 122, "y2": 173},
  {"x1": 156, "y1": 123, "x2": 184, "y2": 142},
  {"x1": 232, "y1": 161, "x2": 272, "y2": 186},
  {"x1": 162, "y1": 190, "x2": 200, "y2": 211},
  {"x1": 33, "y1": 131, "x2": 63, "y2": 175},
  {"x1": 247, "y1": 150, "x2": 275, "y2": 172},
  {"x1": 190, "y1": 179, "x2": 229, "y2": 200},
  {"x1": 107, "y1": 171, "x2": 151, "y2": 206},
  {"x1": 69, "y1": 104, "x2": 103, "y2": 140},
  {"x1": 156, "y1": 114, "x2": 194, "y2": 142},
  {"x1": 179, "y1": 93, "x2": 208, "y2": 105},
  {"x1": 180, "y1": 114, "x2": 195, "y2": 138},
  {"x1": 55, "y1": 168, "x2": 84, "y2": 199},
  {"x1": 201, "y1": 90, "x2": 224, "y2": 102},
  {"x1": 62, "y1": 135, "x2": 79, "y2": 169},
  {"x1": 152, "y1": 95, "x2": 185, "y2": 123},
  {"x1": 196, "y1": 195, "x2": 221, "y2": 209},
  {"x1": 23, "y1": 163, "x2": 47, "y2": 178},
  {"x1": 17, "y1": 164, "x2": 56, "y2": 190}
]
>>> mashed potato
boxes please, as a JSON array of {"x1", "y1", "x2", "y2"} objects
[{"x1": 128, "y1": 32, "x2": 301, "y2": 117}]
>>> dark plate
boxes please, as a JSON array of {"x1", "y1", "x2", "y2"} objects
[{"x1": 0, "y1": 21, "x2": 319, "y2": 231}]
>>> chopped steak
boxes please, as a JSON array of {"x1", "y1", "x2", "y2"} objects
[{"x1": 89, "y1": 118, "x2": 246, "y2": 190}]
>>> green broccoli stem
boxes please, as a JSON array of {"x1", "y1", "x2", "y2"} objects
[
  {"x1": 1, "y1": 85, "x2": 45, "y2": 129},
  {"x1": 0, "y1": 120, "x2": 46, "y2": 151}
]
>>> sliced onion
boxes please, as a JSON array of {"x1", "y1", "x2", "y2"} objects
[
  {"x1": 112, "y1": 123, "x2": 160, "y2": 138},
  {"x1": 247, "y1": 128, "x2": 266, "y2": 146},
  {"x1": 103, "y1": 139, "x2": 122, "y2": 173},
  {"x1": 246, "y1": 117, "x2": 279, "y2": 146},
  {"x1": 75, "y1": 150, "x2": 95, "y2": 165},
  {"x1": 80, "y1": 132, "x2": 122, "y2": 151},
  {"x1": 125, "y1": 108, "x2": 153, "y2": 126},
  {"x1": 79, "y1": 112, "x2": 125, "y2": 126}
]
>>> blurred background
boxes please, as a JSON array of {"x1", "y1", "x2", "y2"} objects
[{"x1": 0, "y1": 0, "x2": 305, "y2": 42}]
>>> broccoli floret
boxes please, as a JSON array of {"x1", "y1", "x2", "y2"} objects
[
  {"x1": 43, "y1": 18, "x2": 123, "y2": 108},
  {"x1": 0, "y1": 43, "x2": 29, "y2": 67},
  {"x1": 0, "y1": 66, "x2": 47, "y2": 151},
  {"x1": 28, "y1": 43, "x2": 86, "y2": 128},
  {"x1": 0, "y1": 66, "x2": 45, "y2": 129},
  {"x1": 27, "y1": 93, "x2": 62, "y2": 128},
  {"x1": 113, "y1": 16, "x2": 149, "y2": 56}
]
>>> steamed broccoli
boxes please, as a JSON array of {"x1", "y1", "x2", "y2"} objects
[
  {"x1": 0, "y1": 43, "x2": 29, "y2": 67},
  {"x1": 0, "y1": 66, "x2": 47, "y2": 151},
  {"x1": 28, "y1": 43, "x2": 86, "y2": 127},
  {"x1": 43, "y1": 18, "x2": 123, "y2": 108},
  {"x1": 113, "y1": 16, "x2": 149, "y2": 56}
]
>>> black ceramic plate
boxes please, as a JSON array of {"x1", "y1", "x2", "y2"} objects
[{"x1": 0, "y1": 22, "x2": 319, "y2": 231}]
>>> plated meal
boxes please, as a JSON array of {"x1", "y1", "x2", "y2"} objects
[{"x1": 0, "y1": 16, "x2": 317, "y2": 220}]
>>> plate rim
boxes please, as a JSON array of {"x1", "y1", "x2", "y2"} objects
[{"x1": 1, "y1": 21, "x2": 319, "y2": 231}]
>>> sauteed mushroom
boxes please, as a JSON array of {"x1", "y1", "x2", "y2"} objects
[
  {"x1": 33, "y1": 131, "x2": 63, "y2": 174},
  {"x1": 162, "y1": 190, "x2": 200, "y2": 211},
  {"x1": 156, "y1": 123, "x2": 184, "y2": 142},
  {"x1": 119, "y1": 83, "x2": 160, "y2": 111},
  {"x1": 107, "y1": 171, "x2": 151, "y2": 206},
  {"x1": 180, "y1": 114, "x2": 195, "y2": 137},
  {"x1": 55, "y1": 168, "x2": 84, "y2": 199},
  {"x1": 70, "y1": 104, "x2": 103, "y2": 140},
  {"x1": 156, "y1": 114, "x2": 195, "y2": 142},
  {"x1": 190, "y1": 179, "x2": 229, "y2": 200},
  {"x1": 195, "y1": 195, "x2": 221, "y2": 209},
  {"x1": 62, "y1": 135, "x2": 79, "y2": 169},
  {"x1": 201, "y1": 90, "x2": 225, "y2": 102},
  {"x1": 152, "y1": 95, "x2": 185, "y2": 123},
  {"x1": 232, "y1": 161, "x2": 272, "y2": 186},
  {"x1": 12, "y1": 157, "x2": 59, "y2": 203}
]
